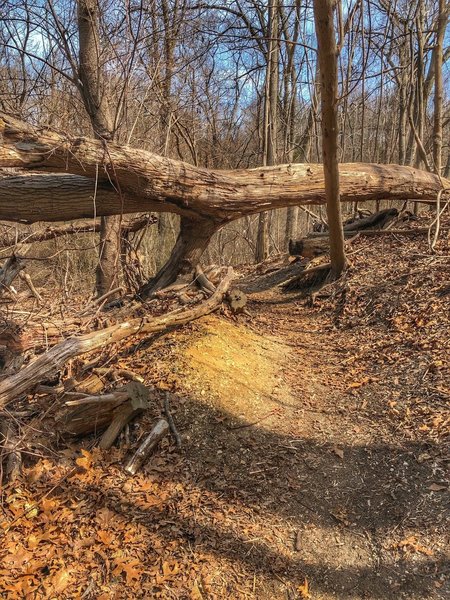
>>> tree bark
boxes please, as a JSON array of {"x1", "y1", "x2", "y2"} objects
[
  {"x1": 256, "y1": 0, "x2": 280, "y2": 263},
  {"x1": 432, "y1": 0, "x2": 448, "y2": 175},
  {"x1": 313, "y1": 0, "x2": 346, "y2": 277},
  {"x1": 77, "y1": 0, "x2": 121, "y2": 297},
  {"x1": 138, "y1": 217, "x2": 218, "y2": 297},
  {"x1": 0, "y1": 214, "x2": 157, "y2": 248},
  {"x1": 0, "y1": 114, "x2": 447, "y2": 222}
]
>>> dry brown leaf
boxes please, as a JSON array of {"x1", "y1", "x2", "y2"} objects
[
  {"x1": 97, "y1": 530, "x2": 115, "y2": 546},
  {"x1": 396, "y1": 536, "x2": 434, "y2": 556},
  {"x1": 112, "y1": 558, "x2": 142, "y2": 585},
  {"x1": 190, "y1": 580, "x2": 204, "y2": 600},
  {"x1": 332, "y1": 447, "x2": 344, "y2": 459},
  {"x1": 50, "y1": 568, "x2": 72, "y2": 594},
  {"x1": 76, "y1": 449, "x2": 92, "y2": 470}
]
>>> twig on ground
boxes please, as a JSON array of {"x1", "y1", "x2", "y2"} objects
[{"x1": 164, "y1": 392, "x2": 182, "y2": 448}]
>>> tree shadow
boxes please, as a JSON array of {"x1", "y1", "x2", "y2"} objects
[{"x1": 55, "y1": 394, "x2": 448, "y2": 599}]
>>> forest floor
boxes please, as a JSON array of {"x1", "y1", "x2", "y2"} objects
[{"x1": 0, "y1": 217, "x2": 449, "y2": 599}]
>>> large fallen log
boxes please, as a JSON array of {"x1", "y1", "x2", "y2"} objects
[
  {"x1": 0, "y1": 113, "x2": 447, "y2": 224},
  {"x1": 0, "y1": 267, "x2": 233, "y2": 407},
  {"x1": 1, "y1": 113, "x2": 448, "y2": 295}
]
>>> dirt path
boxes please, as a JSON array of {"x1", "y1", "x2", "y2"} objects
[
  {"x1": 1, "y1": 232, "x2": 448, "y2": 599},
  {"x1": 160, "y1": 281, "x2": 447, "y2": 599}
]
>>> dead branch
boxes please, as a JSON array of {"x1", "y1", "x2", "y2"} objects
[
  {"x1": 0, "y1": 267, "x2": 234, "y2": 407},
  {"x1": 124, "y1": 418, "x2": 170, "y2": 475},
  {"x1": 0, "y1": 215, "x2": 157, "y2": 249},
  {"x1": 163, "y1": 392, "x2": 182, "y2": 449}
]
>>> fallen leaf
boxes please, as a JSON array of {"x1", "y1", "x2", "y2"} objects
[
  {"x1": 50, "y1": 568, "x2": 72, "y2": 594},
  {"x1": 297, "y1": 578, "x2": 309, "y2": 598},
  {"x1": 191, "y1": 580, "x2": 204, "y2": 600},
  {"x1": 332, "y1": 447, "x2": 344, "y2": 459},
  {"x1": 113, "y1": 559, "x2": 142, "y2": 585},
  {"x1": 396, "y1": 536, "x2": 433, "y2": 556},
  {"x1": 428, "y1": 483, "x2": 447, "y2": 492},
  {"x1": 97, "y1": 530, "x2": 114, "y2": 546},
  {"x1": 76, "y1": 449, "x2": 92, "y2": 470}
]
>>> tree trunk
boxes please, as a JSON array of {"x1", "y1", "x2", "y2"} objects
[
  {"x1": 432, "y1": 0, "x2": 448, "y2": 175},
  {"x1": 138, "y1": 217, "x2": 219, "y2": 297},
  {"x1": 77, "y1": 0, "x2": 121, "y2": 297},
  {"x1": 0, "y1": 115, "x2": 447, "y2": 221},
  {"x1": 256, "y1": 0, "x2": 279, "y2": 263},
  {"x1": 313, "y1": 0, "x2": 346, "y2": 277}
]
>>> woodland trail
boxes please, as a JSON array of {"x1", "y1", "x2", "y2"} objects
[{"x1": 0, "y1": 227, "x2": 448, "y2": 599}]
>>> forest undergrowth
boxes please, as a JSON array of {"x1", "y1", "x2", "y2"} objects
[{"x1": 0, "y1": 215, "x2": 448, "y2": 600}]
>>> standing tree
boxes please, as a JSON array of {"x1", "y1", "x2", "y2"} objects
[
  {"x1": 256, "y1": 0, "x2": 280, "y2": 263},
  {"x1": 313, "y1": 0, "x2": 346, "y2": 277},
  {"x1": 77, "y1": 0, "x2": 121, "y2": 297},
  {"x1": 432, "y1": 0, "x2": 449, "y2": 175}
]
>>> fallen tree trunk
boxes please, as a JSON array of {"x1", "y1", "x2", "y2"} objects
[
  {"x1": 343, "y1": 208, "x2": 399, "y2": 231},
  {"x1": 0, "y1": 114, "x2": 447, "y2": 225},
  {"x1": 288, "y1": 209, "x2": 401, "y2": 258},
  {"x1": 0, "y1": 214, "x2": 157, "y2": 249},
  {"x1": 1, "y1": 113, "x2": 448, "y2": 295},
  {"x1": 0, "y1": 267, "x2": 233, "y2": 407}
]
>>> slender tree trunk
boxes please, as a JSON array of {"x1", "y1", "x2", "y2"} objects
[
  {"x1": 256, "y1": 0, "x2": 279, "y2": 263},
  {"x1": 78, "y1": 0, "x2": 121, "y2": 298},
  {"x1": 433, "y1": 0, "x2": 448, "y2": 175},
  {"x1": 413, "y1": 0, "x2": 426, "y2": 170},
  {"x1": 313, "y1": 0, "x2": 346, "y2": 277}
]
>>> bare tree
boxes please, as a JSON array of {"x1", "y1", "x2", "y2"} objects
[
  {"x1": 256, "y1": 0, "x2": 280, "y2": 263},
  {"x1": 432, "y1": 0, "x2": 449, "y2": 175},
  {"x1": 313, "y1": 0, "x2": 346, "y2": 277},
  {"x1": 77, "y1": 0, "x2": 122, "y2": 298}
]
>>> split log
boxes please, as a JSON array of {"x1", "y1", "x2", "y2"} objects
[
  {"x1": 0, "y1": 268, "x2": 233, "y2": 407},
  {"x1": 58, "y1": 382, "x2": 150, "y2": 438},
  {"x1": 124, "y1": 419, "x2": 169, "y2": 475},
  {"x1": 98, "y1": 395, "x2": 147, "y2": 449}
]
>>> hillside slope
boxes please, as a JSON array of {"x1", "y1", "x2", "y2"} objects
[{"x1": 0, "y1": 220, "x2": 448, "y2": 599}]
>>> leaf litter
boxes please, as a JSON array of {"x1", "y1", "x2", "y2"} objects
[{"x1": 0, "y1": 213, "x2": 449, "y2": 599}]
